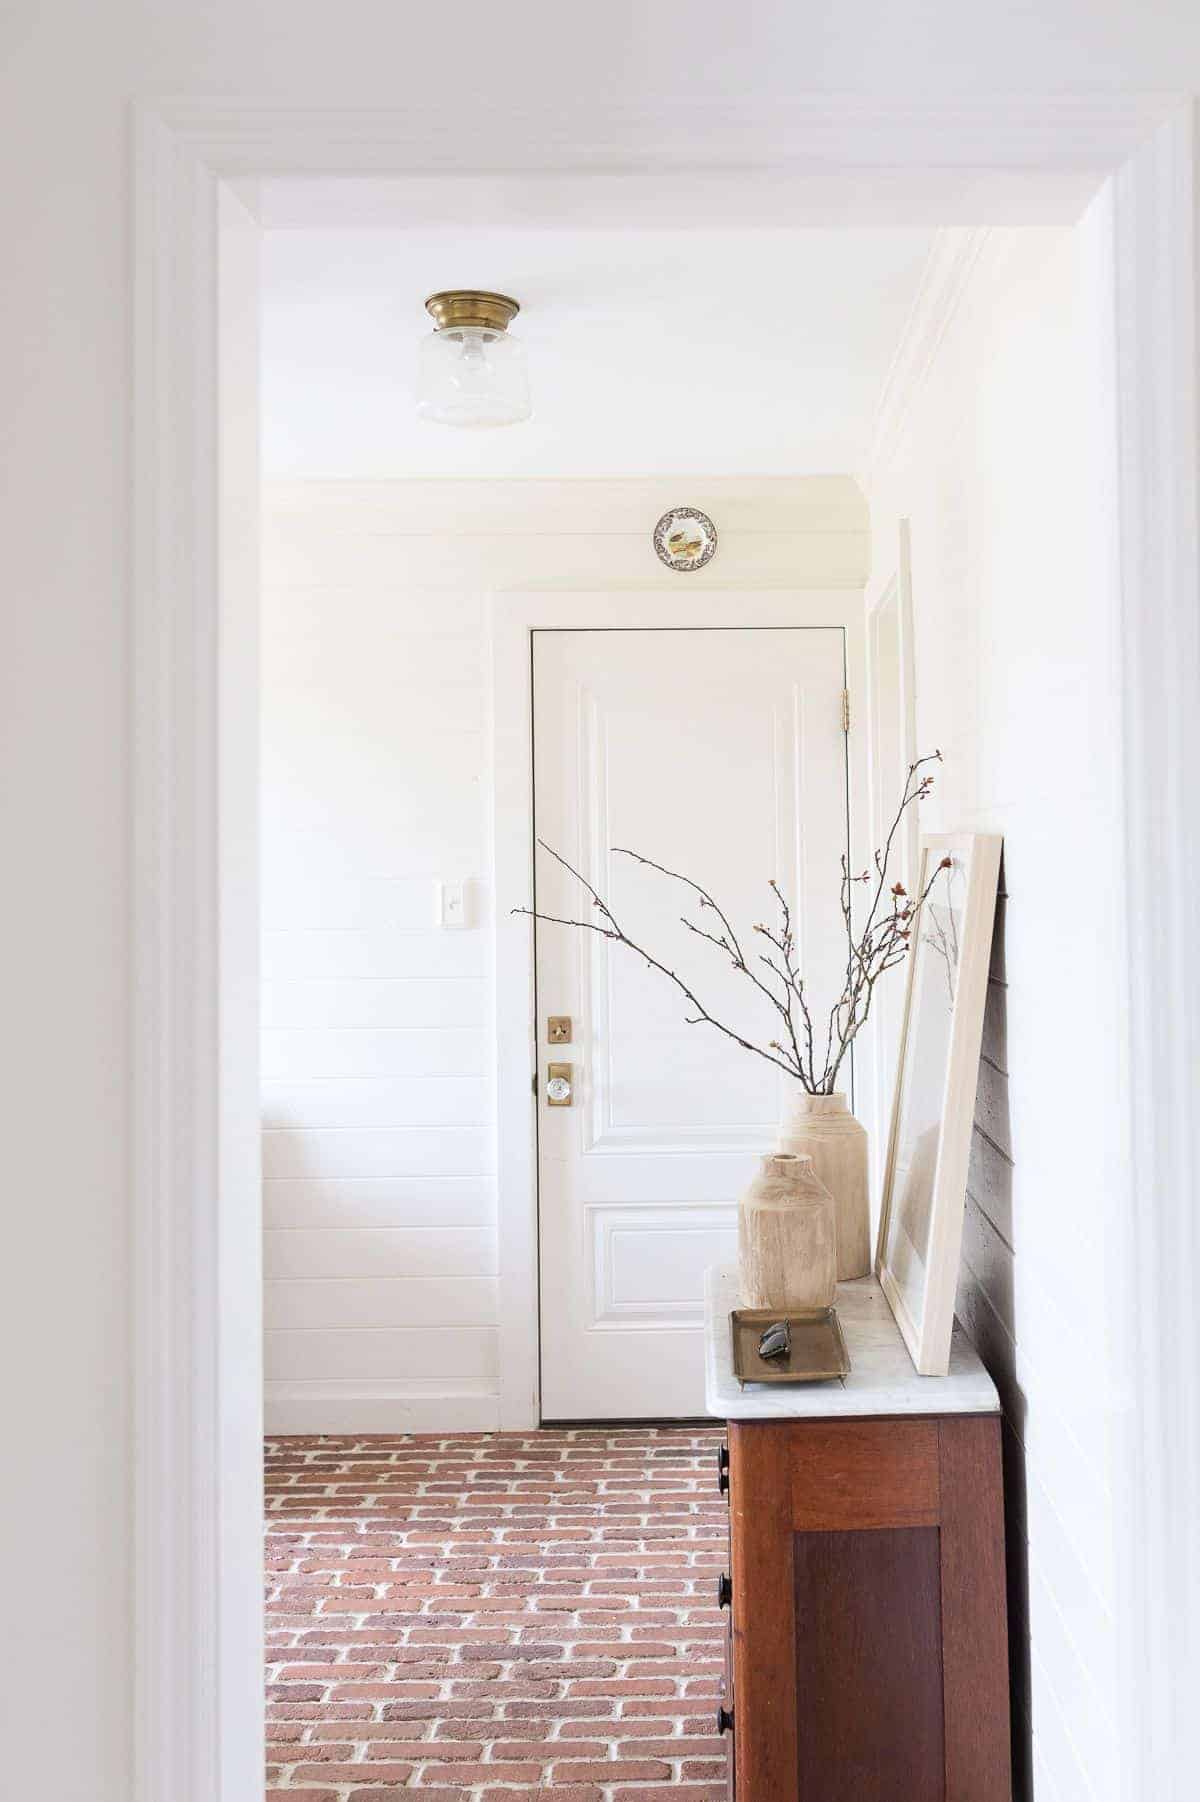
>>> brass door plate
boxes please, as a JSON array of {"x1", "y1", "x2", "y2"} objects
[
  {"x1": 545, "y1": 1062, "x2": 573, "y2": 1106},
  {"x1": 547, "y1": 1015, "x2": 572, "y2": 1044}
]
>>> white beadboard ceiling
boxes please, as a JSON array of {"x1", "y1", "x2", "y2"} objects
[{"x1": 259, "y1": 179, "x2": 935, "y2": 479}]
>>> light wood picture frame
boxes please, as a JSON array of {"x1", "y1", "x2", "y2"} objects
[{"x1": 875, "y1": 831, "x2": 1003, "y2": 1375}]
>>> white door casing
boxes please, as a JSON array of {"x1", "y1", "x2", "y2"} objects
[
  {"x1": 531, "y1": 624, "x2": 849, "y2": 1418},
  {"x1": 864, "y1": 520, "x2": 919, "y2": 1202},
  {"x1": 490, "y1": 589, "x2": 870, "y2": 1431}
]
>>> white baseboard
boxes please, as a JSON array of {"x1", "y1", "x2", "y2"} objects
[{"x1": 264, "y1": 1378, "x2": 501, "y2": 1436}]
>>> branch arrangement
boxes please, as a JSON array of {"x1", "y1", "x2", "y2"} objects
[{"x1": 515, "y1": 753, "x2": 951, "y2": 1095}]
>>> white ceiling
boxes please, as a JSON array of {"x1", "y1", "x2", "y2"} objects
[{"x1": 260, "y1": 180, "x2": 935, "y2": 479}]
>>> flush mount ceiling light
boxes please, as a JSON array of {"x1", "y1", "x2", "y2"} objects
[{"x1": 417, "y1": 290, "x2": 531, "y2": 428}]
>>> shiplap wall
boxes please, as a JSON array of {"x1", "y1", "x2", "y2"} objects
[
  {"x1": 869, "y1": 224, "x2": 1124, "y2": 1801},
  {"x1": 260, "y1": 577, "x2": 497, "y2": 1432},
  {"x1": 261, "y1": 476, "x2": 869, "y2": 1432}
]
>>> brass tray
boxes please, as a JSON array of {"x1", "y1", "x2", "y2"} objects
[{"x1": 730, "y1": 1306, "x2": 850, "y2": 1385}]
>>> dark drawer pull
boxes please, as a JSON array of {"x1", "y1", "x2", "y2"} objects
[
  {"x1": 717, "y1": 1571, "x2": 732, "y2": 1609},
  {"x1": 717, "y1": 1704, "x2": 735, "y2": 1736},
  {"x1": 716, "y1": 1445, "x2": 730, "y2": 1495}
]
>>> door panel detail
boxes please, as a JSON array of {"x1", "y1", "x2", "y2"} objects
[{"x1": 588, "y1": 1203, "x2": 739, "y2": 1327}]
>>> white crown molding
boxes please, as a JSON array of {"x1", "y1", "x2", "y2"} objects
[
  {"x1": 865, "y1": 227, "x2": 992, "y2": 477},
  {"x1": 260, "y1": 474, "x2": 870, "y2": 539}
]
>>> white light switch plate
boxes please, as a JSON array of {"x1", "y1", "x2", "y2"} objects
[{"x1": 435, "y1": 879, "x2": 468, "y2": 928}]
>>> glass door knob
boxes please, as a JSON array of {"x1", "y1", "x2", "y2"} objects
[{"x1": 545, "y1": 1063, "x2": 573, "y2": 1105}]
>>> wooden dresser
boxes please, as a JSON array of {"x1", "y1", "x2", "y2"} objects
[{"x1": 705, "y1": 1265, "x2": 1011, "y2": 1802}]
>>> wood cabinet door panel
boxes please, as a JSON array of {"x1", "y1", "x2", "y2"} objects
[{"x1": 794, "y1": 1525, "x2": 945, "y2": 1801}]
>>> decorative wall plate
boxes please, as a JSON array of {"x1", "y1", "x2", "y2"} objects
[{"x1": 653, "y1": 506, "x2": 718, "y2": 571}]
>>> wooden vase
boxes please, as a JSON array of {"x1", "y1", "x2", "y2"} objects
[
  {"x1": 738, "y1": 1152, "x2": 837, "y2": 1312},
  {"x1": 777, "y1": 1091, "x2": 870, "y2": 1281}
]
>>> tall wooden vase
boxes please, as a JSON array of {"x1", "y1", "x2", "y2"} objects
[
  {"x1": 777, "y1": 1091, "x2": 870, "y2": 1280},
  {"x1": 738, "y1": 1152, "x2": 837, "y2": 1312}
]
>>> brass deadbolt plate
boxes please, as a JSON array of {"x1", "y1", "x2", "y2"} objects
[{"x1": 547, "y1": 1015, "x2": 572, "y2": 1044}]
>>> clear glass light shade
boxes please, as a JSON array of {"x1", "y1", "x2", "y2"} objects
[{"x1": 416, "y1": 326, "x2": 531, "y2": 427}]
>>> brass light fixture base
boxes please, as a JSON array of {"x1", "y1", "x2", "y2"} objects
[{"x1": 425, "y1": 290, "x2": 520, "y2": 333}]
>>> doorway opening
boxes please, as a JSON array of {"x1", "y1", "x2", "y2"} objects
[
  {"x1": 133, "y1": 100, "x2": 1200, "y2": 1802},
  {"x1": 255, "y1": 190, "x2": 1104, "y2": 1800},
  {"x1": 255, "y1": 203, "x2": 933, "y2": 1796},
  {"x1": 256, "y1": 196, "x2": 927, "y2": 1436}
]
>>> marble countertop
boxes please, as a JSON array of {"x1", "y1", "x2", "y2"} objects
[{"x1": 704, "y1": 1264, "x2": 999, "y2": 1420}]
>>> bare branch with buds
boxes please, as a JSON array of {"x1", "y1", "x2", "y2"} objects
[{"x1": 514, "y1": 752, "x2": 950, "y2": 1095}]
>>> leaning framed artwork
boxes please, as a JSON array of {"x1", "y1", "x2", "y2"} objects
[{"x1": 876, "y1": 831, "x2": 1003, "y2": 1375}]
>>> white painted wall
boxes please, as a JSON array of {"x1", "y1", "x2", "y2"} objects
[
  {"x1": 867, "y1": 222, "x2": 1125, "y2": 1800},
  {"x1": 260, "y1": 477, "x2": 867, "y2": 1432},
  {"x1": 260, "y1": 557, "x2": 497, "y2": 1431}
]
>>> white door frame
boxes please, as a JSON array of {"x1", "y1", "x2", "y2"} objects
[
  {"x1": 863, "y1": 517, "x2": 919, "y2": 884},
  {"x1": 861, "y1": 518, "x2": 919, "y2": 1200},
  {"x1": 133, "y1": 96, "x2": 1199, "y2": 1802},
  {"x1": 488, "y1": 591, "x2": 869, "y2": 1429}
]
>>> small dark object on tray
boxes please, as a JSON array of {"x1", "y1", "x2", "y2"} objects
[
  {"x1": 758, "y1": 1320, "x2": 791, "y2": 1360},
  {"x1": 731, "y1": 1306, "x2": 850, "y2": 1384}
]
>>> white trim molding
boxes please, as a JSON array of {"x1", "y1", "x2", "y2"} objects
[
  {"x1": 867, "y1": 228, "x2": 991, "y2": 476},
  {"x1": 487, "y1": 589, "x2": 870, "y2": 1431},
  {"x1": 133, "y1": 113, "x2": 265, "y2": 1802},
  {"x1": 862, "y1": 520, "x2": 919, "y2": 1204},
  {"x1": 132, "y1": 92, "x2": 1197, "y2": 1802},
  {"x1": 1110, "y1": 99, "x2": 1200, "y2": 1802},
  {"x1": 141, "y1": 93, "x2": 1174, "y2": 178},
  {"x1": 263, "y1": 1379, "x2": 501, "y2": 1436}
]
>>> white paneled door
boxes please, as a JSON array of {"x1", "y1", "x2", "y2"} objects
[{"x1": 532, "y1": 625, "x2": 850, "y2": 1418}]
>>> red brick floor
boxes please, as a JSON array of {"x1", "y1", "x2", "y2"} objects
[{"x1": 265, "y1": 1427, "x2": 731, "y2": 1799}]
